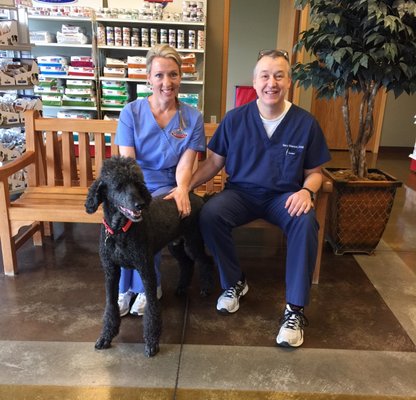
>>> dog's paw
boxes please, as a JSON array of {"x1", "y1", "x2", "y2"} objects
[
  {"x1": 144, "y1": 343, "x2": 160, "y2": 357},
  {"x1": 95, "y1": 336, "x2": 112, "y2": 350}
]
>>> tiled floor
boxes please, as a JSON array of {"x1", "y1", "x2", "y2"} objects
[{"x1": 0, "y1": 149, "x2": 415, "y2": 399}]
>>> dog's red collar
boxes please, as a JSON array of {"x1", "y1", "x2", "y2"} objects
[{"x1": 102, "y1": 218, "x2": 133, "y2": 235}]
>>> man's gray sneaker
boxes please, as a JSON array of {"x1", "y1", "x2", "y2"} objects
[{"x1": 216, "y1": 279, "x2": 248, "y2": 314}]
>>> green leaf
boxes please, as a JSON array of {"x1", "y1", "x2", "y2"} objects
[{"x1": 360, "y1": 54, "x2": 369, "y2": 68}]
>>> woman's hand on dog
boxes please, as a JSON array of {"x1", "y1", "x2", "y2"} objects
[{"x1": 163, "y1": 186, "x2": 191, "y2": 218}]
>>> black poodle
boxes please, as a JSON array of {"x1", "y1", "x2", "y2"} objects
[{"x1": 85, "y1": 156, "x2": 214, "y2": 357}]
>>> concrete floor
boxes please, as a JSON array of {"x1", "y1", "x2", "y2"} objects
[{"x1": 0, "y1": 149, "x2": 415, "y2": 400}]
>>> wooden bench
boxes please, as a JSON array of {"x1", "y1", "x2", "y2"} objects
[
  {"x1": 0, "y1": 110, "x2": 119, "y2": 276},
  {"x1": 0, "y1": 114, "x2": 331, "y2": 284}
]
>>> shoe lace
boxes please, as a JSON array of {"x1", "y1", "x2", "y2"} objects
[
  {"x1": 280, "y1": 309, "x2": 309, "y2": 330},
  {"x1": 223, "y1": 281, "x2": 245, "y2": 299}
]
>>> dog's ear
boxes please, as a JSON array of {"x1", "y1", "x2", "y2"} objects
[
  {"x1": 85, "y1": 178, "x2": 104, "y2": 213},
  {"x1": 138, "y1": 182, "x2": 153, "y2": 206}
]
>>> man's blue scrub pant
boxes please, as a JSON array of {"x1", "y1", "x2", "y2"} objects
[{"x1": 199, "y1": 187, "x2": 319, "y2": 306}]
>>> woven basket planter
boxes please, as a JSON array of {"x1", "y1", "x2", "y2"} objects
[{"x1": 323, "y1": 168, "x2": 402, "y2": 255}]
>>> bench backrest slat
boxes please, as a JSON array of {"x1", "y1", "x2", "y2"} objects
[{"x1": 25, "y1": 110, "x2": 119, "y2": 189}]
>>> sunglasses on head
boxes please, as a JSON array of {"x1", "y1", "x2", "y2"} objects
[{"x1": 257, "y1": 49, "x2": 290, "y2": 62}]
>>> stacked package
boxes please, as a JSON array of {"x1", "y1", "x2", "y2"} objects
[
  {"x1": 63, "y1": 79, "x2": 96, "y2": 107},
  {"x1": 37, "y1": 56, "x2": 68, "y2": 76},
  {"x1": 57, "y1": 24, "x2": 89, "y2": 45},
  {"x1": 0, "y1": 20, "x2": 18, "y2": 45},
  {"x1": 34, "y1": 77, "x2": 65, "y2": 106},
  {"x1": 0, "y1": 129, "x2": 27, "y2": 193},
  {"x1": 30, "y1": 31, "x2": 55, "y2": 44},
  {"x1": 178, "y1": 93, "x2": 199, "y2": 109},
  {"x1": 180, "y1": 53, "x2": 198, "y2": 80},
  {"x1": 57, "y1": 110, "x2": 94, "y2": 119},
  {"x1": 68, "y1": 56, "x2": 95, "y2": 77},
  {"x1": 103, "y1": 58, "x2": 127, "y2": 78},
  {"x1": 136, "y1": 84, "x2": 152, "y2": 99},
  {"x1": 0, "y1": 93, "x2": 42, "y2": 125},
  {"x1": 101, "y1": 80, "x2": 128, "y2": 110},
  {"x1": 127, "y1": 56, "x2": 146, "y2": 79},
  {"x1": 28, "y1": 6, "x2": 93, "y2": 18}
]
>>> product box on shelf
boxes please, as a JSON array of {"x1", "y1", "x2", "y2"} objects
[
  {"x1": 42, "y1": 94, "x2": 62, "y2": 106},
  {"x1": 39, "y1": 65, "x2": 67, "y2": 76},
  {"x1": 127, "y1": 56, "x2": 146, "y2": 69},
  {"x1": 102, "y1": 87, "x2": 127, "y2": 97},
  {"x1": 70, "y1": 56, "x2": 94, "y2": 68},
  {"x1": 0, "y1": 0, "x2": 15, "y2": 7},
  {"x1": 62, "y1": 94, "x2": 96, "y2": 107},
  {"x1": 128, "y1": 68, "x2": 146, "y2": 79},
  {"x1": 17, "y1": 98, "x2": 42, "y2": 123},
  {"x1": 103, "y1": 67, "x2": 126, "y2": 78},
  {"x1": 57, "y1": 110, "x2": 94, "y2": 119},
  {"x1": 66, "y1": 80, "x2": 94, "y2": 89},
  {"x1": 106, "y1": 58, "x2": 127, "y2": 68},
  {"x1": 101, "y1": 98, "x2": 126, "y2": 108},
  {"x1": 102, "y1": 80, "x2": 126, "y2": 89},
  {"x1": 68, "y1": 66, "x2": 95, "y2": 77},
  {"x1": 38, "y1": 76, "x2": 58, "y2": 86},
  {"x1": 34, "y1": 85, "x2": 65, "y2": 95},
  {"x1": 0, "y1": 20, "x2": 18, "y2": 45},
  {"x1": 178, "y1": 93, "x2": 199, "y2": 108},
  {"x1": 0, "y1": 70, "x2": 15, "y2": 85},
  {"x1": 136, "y1": 83, "x2": 152, "y2": 98},
  {"x1": 0, "y1": 60, "x2": 39, "y2": 85},
  {"x1": 0, "y1": 144, "x2": 27, "y2": 193},
  {"x1": 30, "y1": 31, "x2": 55, "y2": 44},
  {"x1": 56, "y1": 31, "x2": 89, "y2": 45},
  {"x1": 14, "y1": 60, "x2": 39, "y2": 85},
  {"x1": 37, "y1": 56, "x2": 68, "y2": 65},
  {"x1": 0, "y1": 110, "x2": 20, "y2": 125}
]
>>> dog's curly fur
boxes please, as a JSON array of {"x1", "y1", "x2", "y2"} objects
[{"x1": 85, "y1": 156, "x2": 214, "y2": 357}]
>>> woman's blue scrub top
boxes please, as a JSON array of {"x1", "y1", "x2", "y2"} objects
[{"x1": 115, "y1": 98, "x2": 205, "y2": 192}]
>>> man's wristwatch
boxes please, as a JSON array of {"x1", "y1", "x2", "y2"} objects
[{"x1": 301, "y1": 187, "x2": 315, "y2": 201}]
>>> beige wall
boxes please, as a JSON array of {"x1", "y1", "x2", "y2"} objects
[{"x1": 380, "y1": 93, "x2": 415, "y2": 148}]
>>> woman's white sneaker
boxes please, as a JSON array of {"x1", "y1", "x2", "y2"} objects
[
  {"x1": 130, "y1": 286, "x2": 163, "y2": 316},
  {"x1": 118, "y1": 291, "x2": 133, "y2": 317}
]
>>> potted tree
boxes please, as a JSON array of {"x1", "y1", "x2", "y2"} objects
[{"x1": 292, "y1": 0, "x2": 416, "y2": 254}]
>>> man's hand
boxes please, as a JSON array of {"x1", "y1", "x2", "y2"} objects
[{"x1": 285, "y1": 189, "x2": 314, "y2": 217}]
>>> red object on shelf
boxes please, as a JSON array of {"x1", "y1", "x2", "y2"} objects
[
  {"x1": 235, "y1": 85, "x2": 257, "y2": 107},
  {"x1": 410, "y1": 158, "x2": 416, "y2": 172}
]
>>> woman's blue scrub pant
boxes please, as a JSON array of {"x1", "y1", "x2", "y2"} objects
[
  {"x1": 199, "y1": 187, "x2": 319, "y2": 306},
  {"x1": 119, "y1": 185, "x2": 174, "y2": 294}
]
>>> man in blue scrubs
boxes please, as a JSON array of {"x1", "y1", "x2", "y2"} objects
[{"x1": 190, "y1": 49, "x2": 331, "y2": 348}]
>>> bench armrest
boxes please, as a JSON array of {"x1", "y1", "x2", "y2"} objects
[
  {"x1": 0, "y1": 151, "x2": 36, "y2": 180},
  {"x1": 321, "y1": 178, "x2": 333, "y2": 193}
]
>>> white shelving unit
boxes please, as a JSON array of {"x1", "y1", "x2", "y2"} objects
[
  {"x1": 27, "y1": 12, "x2": 98, "y2": 117},
  {"x1": 0, "y1": 4, "x2": 36, "y2": 196},
  {"x1": 1, "y1": 5, "x2": 37, "y2": 127},
  {"x1": 26, "y1": 0, "x2": 207, "y2": 119}
]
